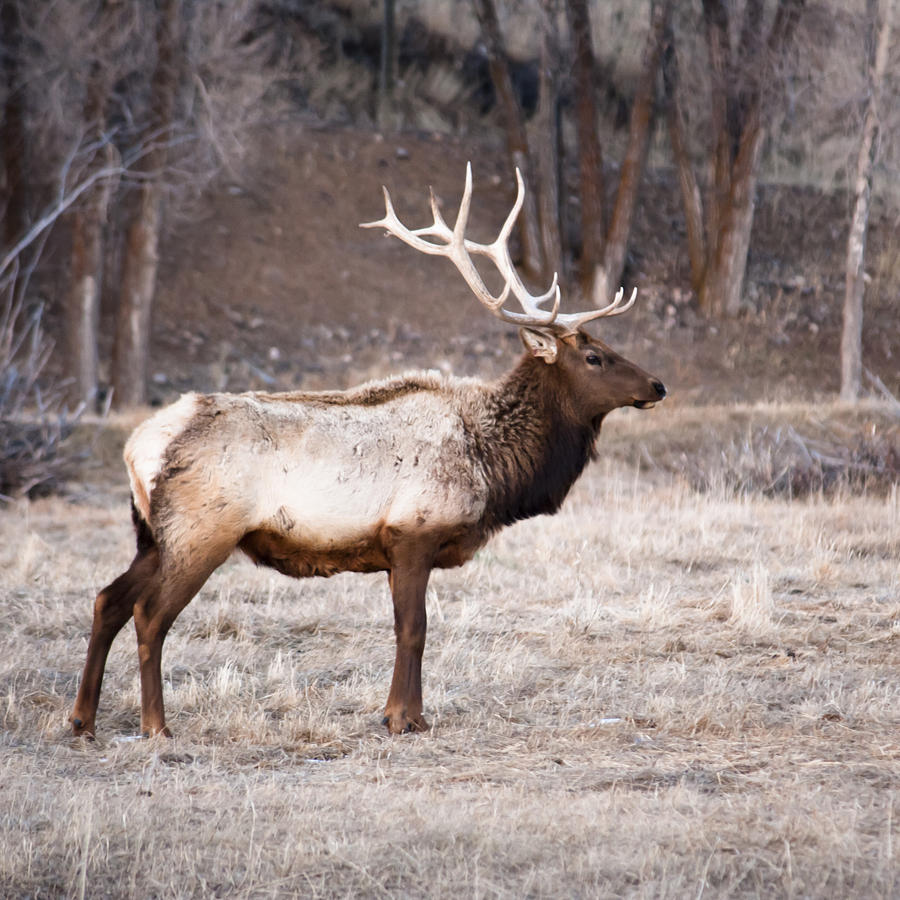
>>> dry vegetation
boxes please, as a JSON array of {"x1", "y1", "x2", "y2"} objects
[
  {"x1": 0, "y1": 300, "x2": 83, "y2": 500},
  {"x1": 0, "y1": 403, "x2": 897, "y2": 898}
]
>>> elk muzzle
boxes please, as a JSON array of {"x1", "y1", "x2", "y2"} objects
[{"x1": 634, "y1": 380, "x2": 667, "y2": 409}]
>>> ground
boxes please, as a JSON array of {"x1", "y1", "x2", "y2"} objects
[
  {"x1": 0, "y1": 417, "x2": 897, "y2": 897},
  {"x1": 1, "y1": 122, "x2": 897, "y2": 897}
]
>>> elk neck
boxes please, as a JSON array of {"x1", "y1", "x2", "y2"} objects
[{"x1": 471, "y1": 352, "x2": 601, "y2": 531}]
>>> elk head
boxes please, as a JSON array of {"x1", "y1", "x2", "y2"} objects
[{"x1": 361, "y1": 163, "x2": 666, "y2": 422}]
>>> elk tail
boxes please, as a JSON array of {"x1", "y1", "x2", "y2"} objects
[{"x1": 131, "y1": 498, "x2": 157, "y2": 555}]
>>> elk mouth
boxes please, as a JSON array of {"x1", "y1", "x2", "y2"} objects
[{"x1": 633, "y1": 380, "x2": 667, "y2": 409}]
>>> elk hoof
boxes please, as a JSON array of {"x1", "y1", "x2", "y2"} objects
[
  {"x1": 382, "y1": 711, "x2": 429, "y2": 734},
  {"x1": 70, "y1": 716, "x2": 95, "y2": 739},
  {"x1": 139, "y1": 725, "x2": 173, "y2": 739}
]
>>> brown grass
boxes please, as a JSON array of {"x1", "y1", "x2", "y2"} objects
[{"x1": 0, "y1": 402, "x2": 897, "y2": 898}]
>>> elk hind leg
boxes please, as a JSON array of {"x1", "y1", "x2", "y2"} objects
[
  {"x1": 133, "y1": 548, "x2": 231, "y2": 737},
  {"x1": 70, "y1": 547, "x2": 161, "y2": 737}
]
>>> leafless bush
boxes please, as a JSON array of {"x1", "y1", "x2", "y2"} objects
[
  {"x1": 0, "y1": 291, "x2": 83, "y2": 500},
  {"x1": 678, "y1": 422, "x2": 900, "y2": 498},
  {"x1": 612, "y1": 406, "x2": 900, "y2": 500}
]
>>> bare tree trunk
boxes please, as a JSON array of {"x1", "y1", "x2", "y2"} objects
[
  {"x1": 472, "y1": 0, "x2": 543, "y2": 277},
  {"x1": 534, "y1": 0, "x2": 564, "y2": 284},
  {"x1": 112, "y1": 0, "x2": 181, "y2": 409},
  {"x1": 377, "y1": 0, "x2": 396, "y2": 130},
  {"x1": 66, "y1": 62, "x2": 114, "y2": 407},
  {"x1": 67, "y1": 179, "x2": 113, "y2": 408},
  {"x1": 1, "y1": 0, "x2": 28, "y2": 248},
  {"x1": 113, "y1": 190, "x2": 162, "y2": 408},
  {"x1": 841, "y1": 0, "x2": 893, "y2": 402},
  {"x1": 697, "y1": 0, "x2": 804, "y2": 317},
  {"x1": 662, "y1": 24, "x2": 705, "y2": 296},
  {"x1": 701, "y1": 0, "x2": 732, "y2": 307},
  {"x1": 713, "y1": 107, "x2": 765, "y2": 316},
  {"x1": 565, "y1": 0, "x2": 605, "y2": 297},
  {"x1": 599, "y1": 0, "x2": 671, "y2": 305}
]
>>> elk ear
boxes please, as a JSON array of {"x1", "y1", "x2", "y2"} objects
[{"x1": 519, "y1": 327, "x2": 558, "y2": 364}]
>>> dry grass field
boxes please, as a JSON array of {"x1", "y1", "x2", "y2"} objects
[{"x1": 0, "y1": 402, "x2": 897, "y2": 898}]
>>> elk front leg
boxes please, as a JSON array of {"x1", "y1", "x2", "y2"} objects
[{"x1": 383, "y1": 556, "x2": 431, "y2": 734}]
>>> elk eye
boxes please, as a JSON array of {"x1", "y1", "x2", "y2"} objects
[{"x1": 586, "y1": 353, "x2": 603, "y2": 367}]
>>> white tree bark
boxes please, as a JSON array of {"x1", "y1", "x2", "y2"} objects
[{"x1": 841, "y1": 0, "x2": 893, "y2": 401}]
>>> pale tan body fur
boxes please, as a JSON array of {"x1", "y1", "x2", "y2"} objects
[{"x1": 126, "y1": 374, "x2": 494, "y2": 578}]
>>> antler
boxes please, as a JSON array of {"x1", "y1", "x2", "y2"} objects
[
  {"x1": 361, "y1": 164, "x2": 637, "y2": 335},
  {"x1": 361, "y1": 162, "x2": 558, "y2": 327}
]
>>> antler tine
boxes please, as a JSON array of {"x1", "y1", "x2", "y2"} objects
[
  {"x1": 360, "y1": 187, "x2": 449, "y2": 257},
  {"x1": 552, "y1": 286, "x2": 638, "y2": 334},
  {"x1": 361, "y1": 170, "x2": 504, "y2": 306},
  {"x1": 453, "y1": 161, "x2": 475, "y2": 242},
  {"x1": 495, "y1": 167, "x2": 524, "y2": 245},
  {"x1": 427, "y1": 187, "x2": 451, "y2": 237}
]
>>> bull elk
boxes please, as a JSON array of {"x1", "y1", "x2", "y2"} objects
[{"x1": 70, "y1": 164, "x2": 666, "y2": 738}]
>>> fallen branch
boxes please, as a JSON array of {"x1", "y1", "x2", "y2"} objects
[{"x1": 864, "y1": 367, "x2": 900, "y2": 414}]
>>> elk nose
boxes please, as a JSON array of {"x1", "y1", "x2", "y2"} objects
[{"x1": 652, "y1": 380, "x2": 667, "y2": 399}]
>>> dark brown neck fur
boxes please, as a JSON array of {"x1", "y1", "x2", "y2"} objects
[{"x1": 471, "y1": 354, "x2": 601, "y2": 531}]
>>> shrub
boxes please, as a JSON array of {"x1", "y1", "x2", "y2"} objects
[
  {"x1": 680, "y1": 422, "x2": 900, "y2": 499},
  {"x1": 0, "y1": 294, "x2": 82, "y2": 500}
]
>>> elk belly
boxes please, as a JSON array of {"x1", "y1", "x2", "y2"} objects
[{"x1": 237, "y1": 527, "x2": 391, "y2": 577}]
